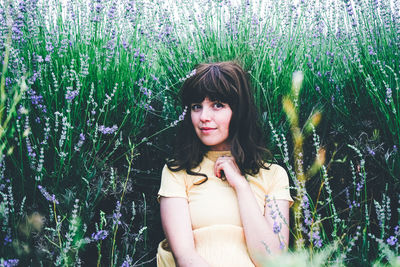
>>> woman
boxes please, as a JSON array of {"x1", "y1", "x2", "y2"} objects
[{"x1": 157, "y1": 61, "x2": 293, "y2": 267}]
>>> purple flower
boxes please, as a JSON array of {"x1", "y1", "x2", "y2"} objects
[
  {"x1": 140, "y1": 86, "x2": 152, "y2": 97},
  {"x1": 273, "y1": 221, "x2": 281, "y2": 234},
  {"x1": 142, "y1": 103, "x2": 155, "y2": 111},
  {"x1": 45, "y1": 41, "x2": 54, "y2": 53},
  {"x1": 65, "y1": 90, "x2": 79, "y2": 102},
  {"x1": 98, "y1": 125, "x2": 118, "y2": 134},
  {"x1": 387, "y1": 236, "x2": 397, "y2": 246},
  {"x1": 395, "y1": 226, "x2": 400, "y2": 235},
  {"x1": 151, "y1": 74, "x2": 159, "y2": 81},
  {"x1": 134, "y1": 48, "x2": 140, "y2": 57},
  {"x1": 38, "y1": 185, "x2": 59, "y2": 204},
  {"x1": 122, "y1": 40, "x2": 128, "y2": 50},
  {"x1": 3, "y1": 234, "x2": 12, "y2": 245},
  {"x1": 140, "y1": 53, "x2": 146, "y2": 62},
  {"x1": 91, "y1": 230, "x2": 109, "y2": 241},
  {"x1": 74, "y1": 133, "x2": 86, "y2": 152},
  {"x1": 3, "y1": 259, "x2": 19, "y2": 267},
  {"x1": 385, "y1": 87, "x2": 392, "y2": 104},
  {"x1": 113, "y1": 201, "x2": 122, "y2": 225},
  {"x1": 367, "y1": 147, "x2": 375, "y2": 156},
  {"x1": 368, "y1": 46, "x2": 375, "y2": 56}
]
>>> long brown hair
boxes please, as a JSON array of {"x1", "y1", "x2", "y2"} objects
[{"x1": 167, "y1": 61, "x2": 272, "y2": 182}]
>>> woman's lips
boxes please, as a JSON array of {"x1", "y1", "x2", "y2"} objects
[{"x1": 200, "y1": 127, "x2": 216, "y2": 134}]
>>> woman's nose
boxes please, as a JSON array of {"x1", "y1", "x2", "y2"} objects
[{"x1": 200, "y1": 107, "x2": 212, "y2": 121}]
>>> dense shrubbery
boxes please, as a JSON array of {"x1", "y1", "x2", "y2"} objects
[{"x1": 0, "y1": 0, "x2": 399, "y2": 265}]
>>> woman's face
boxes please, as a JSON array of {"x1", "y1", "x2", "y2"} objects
[{"x1": 190, "y1": 97, "x2": 232, "y2": 151}]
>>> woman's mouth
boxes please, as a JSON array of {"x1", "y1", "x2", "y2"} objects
[{"x1": 200, "y1": 127, "x2": 216, "y2": 134}]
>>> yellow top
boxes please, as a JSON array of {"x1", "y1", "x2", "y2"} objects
[{"x1": 157, "y1": 150, "x2": 293, "y2": 267}]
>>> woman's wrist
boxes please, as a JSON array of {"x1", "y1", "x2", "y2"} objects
[{"x1": 232, "y1": 175, "x2": 250, "y2": 191}]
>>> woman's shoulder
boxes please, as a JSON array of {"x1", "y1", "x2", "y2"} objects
[
  {"x1": 261, "y1": 162, "x2": 286, "y2": 172},
  {"x1": 258, "y1": 163, "x2": 288, "y2": 179},
  {"x1": 162, "y1": 163, "x2": 187, "y2": 177}
]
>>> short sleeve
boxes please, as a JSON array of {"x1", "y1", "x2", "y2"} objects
[
  {"x1": 157, "y1": 164, "x2": 188, "y2": 201},
  {"x1": 266, "y1": 165, "x2": 293, "y2": 206}
]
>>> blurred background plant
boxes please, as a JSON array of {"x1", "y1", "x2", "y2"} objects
[{"x1": 0, "y1": 0, "x2": 399, "y2": 265}]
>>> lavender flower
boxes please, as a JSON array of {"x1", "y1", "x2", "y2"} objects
[
  {"x1": 170, "y1": 106, "x2": 188, "y2": 127},
  {"x1": 311, "y1": 230, "x2": 323, "y2": 248},
  {"x1": 387, "y1": 236, "x2": 397, "y2": 246},
  {"x1": 3, "y1": 234, "x2": 12, "y2": 245},
  {"x1": 301, "y1": 195, "x2": 313, "y2": 226},
  {"x1": 45, "y1": 40, "x2": 54, "y2": 53},
  {"x1": 2, "y1": 259, "x2": 19, "y2": 267},
  {"x1": 65, "y1": 89, "x2": 79, "y2": 102},
  {"x1": 98, "y1": 125, "x2": 118, "y2": 134},
  {"x1": 140, "y1": 86, "x2": 152, "y2": 97},
  {"x1": 74, "y1": 133, "x2": 85, "y2": 152},
  {"x1": 38, "y1": 185, "x2": 59, "y2": 204},
  {"x1": 113, "y1": 201, "x2": 122, "y2": 226},
  {"x1": 91, "y1": 230, "x2": 109, "y2": 241},
  {"x1": 134, "y1": 48, "x2": 140, "y2": 57},
  {"x1": 385, "y1": 87, "x2": 392, "y2": 105},
  {"x1": 121, "y1": 255, "x2": 133, "y2": 267},
  {"x1": 273, "y1": 221, "x2": 281, "y2": 234},
  {"x1": 140, "y1": 53, "x2": 146, "y2": 62}
]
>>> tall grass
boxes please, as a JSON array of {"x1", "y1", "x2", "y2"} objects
[{"x1": 0, "y1": 0, "x2": 399, "y2": 265}]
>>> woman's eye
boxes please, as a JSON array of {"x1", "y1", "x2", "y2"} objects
[
  {"x1": 214, "y1": 102, "x2": 225, "y2": 108},
  {"x1": 191, "y1": 104, "x2": 201, "y2": 111}
]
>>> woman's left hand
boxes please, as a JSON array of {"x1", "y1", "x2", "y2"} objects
[{"x1": 214, "y1": 156, "x2": 248, "y2": 190}]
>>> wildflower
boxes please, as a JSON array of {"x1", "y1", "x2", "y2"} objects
[
  {"x1": 37, "y1": 185, "x2": 59, "y2": 204},
  {"x1": 385, "y1": 87, "x2": 392, "y2": 105},
  {"x1": 134, "y1": 48, "x2": 140, "y2": 57},
  {"x1": 74, "y1": 133, "x2": 85, "y2": 152},
  {"x1": 387, "y1": 236, "x2": 397, "y2": 246},
  {"x1": 2, "y1": 259, "x2": 19, "y2": 267},
  {"x1": 151, "y1": 74, "x2": 159, "y2": 81},
  {"x1": 113, "y1": 201, "x2": 122, "y2": 225},
  {"x1": 121, "y1": 255, "x2": 133, "y2": 267},
  {"x1": 170, "y1": 106, "x2": 188, "y2": 127},
  {"x1": 367, "y1": 147, "x2": 375, "y2": 156},
  {"x1": 395, "y1": 226, "x2": 400, "y2": 235},
  {"x1": 91, "y1": 230, "x2": 109, "y2": 241},
  {"x1": 368, "y1": 45, "x2": 375, "y2": 56},
  {"x1": 98, "y1": 125, "x2": 118, "y2": 134},
  {"x1": 140, "y1": 86, "x2": 152, "y2": 97},
  {"x1": 3, "y1": 234, "x2": 12, "y2": 245},
  {"x1": 312, "y1": 230, "x2": 323, "y2": 248},
  {"x1": 142, "y1": 103, "x2": 155, "y2": 111},
  {"x1": 273, "y1": 221, "x2": 281, "y2": 234},
  {"x1": 65, "y1": 89, "x2": 79, "y2": 102}
]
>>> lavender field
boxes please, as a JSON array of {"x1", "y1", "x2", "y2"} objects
[{"x1": 0, "y1": 0, "x2": 399, "y2": 266}]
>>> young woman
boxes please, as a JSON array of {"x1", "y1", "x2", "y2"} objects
[{"x1": 157, "y1": 61, "x2": 293, "y2": 267}]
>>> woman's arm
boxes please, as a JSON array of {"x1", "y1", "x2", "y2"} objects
[
  {"x1": 159, "y1": 196, "x2": 210, "y2": 267},
  {"x1": 214, "y1": 157, "x2": 290, "y2": 266},
  {"x1": 235, "y1": 184, "x2": 290, "y2": 264}
]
